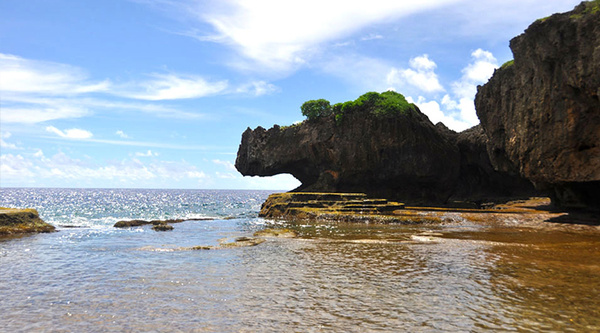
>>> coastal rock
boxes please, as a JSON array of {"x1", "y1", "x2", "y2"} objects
[
  {"x1": 443, "y1": 125, "x2": 537, "y2": 204},
  {"x1": 475, "y1": 1, "x2": 600, "y2": 209},
  {"x1": 152, "y1": 223, "x2": 174, "y2": 231},
  {"x1": 236, "y1": 91, "x2": 538, "y2": 205},
  {"x1": 0, "y1": 208, "x2": 55, "y2": 235},
  {"x1": 236, "y1": 93, "x2": 461, "y2": 204},
  {"x1": 113, "y1": 217, "x2": 214, "y2": 228}
]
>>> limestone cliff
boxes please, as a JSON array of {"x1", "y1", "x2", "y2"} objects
[
  {"x1": 236, "y1": 97, "x2": 460, "y2": 204},
  {"x1": 236, "y1": 92, "x2": 536, "y2": 205},
  {"x1": 475, "y1": 1, "x2": 600, "y2": 209}
]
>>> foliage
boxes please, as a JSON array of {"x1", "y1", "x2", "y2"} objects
[
  {"x1": 570, "y1": 0, "x2": 599, "y2": 19},
  {"x1": 500, "y1": 59, "x2": 514, "y2": 69},
  {"x1": 299, "y1": 91, "x2": 416, "y2": 125},
  {"x1": 301, "y1": 99, "x2": 332, "y2": 120},
  {"x1": 333, "y1": 91, "x2": 416, "y2": 124}
]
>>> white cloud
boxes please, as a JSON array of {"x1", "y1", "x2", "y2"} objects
[
  {"x1": 0, "y1": 131, "x2": 18, "y2": 149},
  {"x1": 117, "y1": 73, "x2": 228, "y2": 100},
  {"x1": 216, "y1": 171, "x2": 238, "y2": 179},
  {"x1": 235, "y1": 81, "x2": 279, "y2": 96},
  {"x1": 404, "y1": 49, "x2": 498, "y2": 131},
  {"x1": 212, "y1": 159, "x2": 237, "y2": 172},
  {"x1": 0, "y1": 154, "x2": 35, "y2": 179},
  {"x1": 0, "y1": 53, "x2": 110, "y2": 95},
  {"x1": 0, "y1": 150, "x2": 210, "y2": 187},
  {"x1": 361, "y1": 34, "x2": 383, "y2": 41},
  {"x1": 46, "y1": 126, "x2": 93, "y2": 139},
  {"x1": 1, "y1": 105, "x2": 91, "y2": 124},
  {"x1": 115, "y1": 130, "x2": 130, "y2": 139},
  {"x1": 135, "y1": 150, "x2": 159, "y2": 157},
  {"x1": 387, "y1": 54, "x2": 445, "y2": 93},
  {"x1": 177, "y1": 0, "x2": 461, "y2": 73}
]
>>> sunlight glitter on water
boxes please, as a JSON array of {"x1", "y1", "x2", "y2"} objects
[{"x1": 1, "y1": 188, "x2": 599, "y2": 332}]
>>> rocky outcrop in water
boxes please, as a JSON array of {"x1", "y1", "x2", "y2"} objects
[
  {"x1": 475, "y1": 1, "x2": 600, "y2": 209},
  {"x1": 0, "y1": 208, "x2": 55, "y2": 235},
  {"x1": 236, "y1": 94, "x2": 460, "y2": 205},
  {"x1": 236, "y1": 92, "x2": 536, "y2": 205}
]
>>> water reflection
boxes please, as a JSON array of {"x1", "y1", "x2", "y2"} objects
[{"x1": 1, "y1": 219, "x2": 599, "y2": 332}]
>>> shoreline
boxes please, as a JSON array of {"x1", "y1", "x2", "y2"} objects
[{"x1": 258, "y1": 193, "x2": 600, "y2": 232}]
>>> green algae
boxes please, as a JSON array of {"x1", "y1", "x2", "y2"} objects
[{"x1": 0, "y1": 207, "x2": 55, "y2": 235}]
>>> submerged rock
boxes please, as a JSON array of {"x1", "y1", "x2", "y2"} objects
[
  {"x1": 0, "y1": 207, "x2": 55, "y2": 235},
  {"x1": 475, "y1": 1, "x2": 600, "y2": 209},
  {"x1": 113, "y1": 217, "x2": 214, "y2": 228},
  {"x1": 253, "y1": 228, "x2": 298, "y2": 238},
  {"x1": 152, "y1": 223, "x2": 174, "y2": 231}
]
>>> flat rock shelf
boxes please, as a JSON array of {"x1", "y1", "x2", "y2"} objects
[{"x1": 0, "y1": 207, "x2": 55, "y2": 235}]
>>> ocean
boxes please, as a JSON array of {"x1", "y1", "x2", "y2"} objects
[{"x1": 1, "y1": 188, "x2": 599, "y2": 332}]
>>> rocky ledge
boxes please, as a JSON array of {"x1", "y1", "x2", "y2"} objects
[
  {"x1": 260, "y1": 193, "x2": 600, "y2": 228},
  {"x1": 475, "y1": 1, "x2": 600, "y2": 209},
  {"x1": 0, "y1": 208, "x2": 55, "y2": 235}
]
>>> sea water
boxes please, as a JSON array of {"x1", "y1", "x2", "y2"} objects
[{"x1": 1, "y1": 188, "x2": 599, "y2": 332}]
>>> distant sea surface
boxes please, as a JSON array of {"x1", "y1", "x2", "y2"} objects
[{"x1": 1, "y1": 188, "x2": 599, "y2": 332}]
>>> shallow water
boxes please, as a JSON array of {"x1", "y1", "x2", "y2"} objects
[{"x1": 1, "y1": 189, "x2": 599, "y2": 332}]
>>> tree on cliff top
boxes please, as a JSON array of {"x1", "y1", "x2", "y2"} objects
[
  {"x1": 300, "y1": 91, "x2": 416, "y2": 123},
  {"x1": 301, "y1": 99, "x2": 332, "y2": 120}
]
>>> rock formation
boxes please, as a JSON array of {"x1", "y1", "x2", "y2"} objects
[
  {"x1": 475, "y1": 1, "x2": 600, "y2": 209},
  {"x1": 443, "y1": 125, "x2": 537, "y2": 203},
  {"x1": 0, "y1": 208, "x2": 55, "y2": 235},
  {"x1": 236, "y1": 92, "x2": 536, "y2": 205},
  {"x1": 236, "y1": 93, "x2": 461, "y2": 204}
]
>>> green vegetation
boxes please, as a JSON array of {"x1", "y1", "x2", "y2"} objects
[
  {"x1": 535, "y1": 16, "x2": 550, "y2": 23},
  {"x1": 301, "y1": 99, "x2": 332, "y2": 120},
  {"x1": 571, "y1": 0, "x2": 600, "y2": 19},
  {"x1": 501, "y1": 59, "x2": 514, "y2": 69},
  {"x1": 299, "y1": 91, "x2": 417, "y2": 124}
]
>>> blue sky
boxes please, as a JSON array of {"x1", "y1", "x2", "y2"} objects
[{"x1": 0, "y1": 0, "x2": 583, "y2": 190}]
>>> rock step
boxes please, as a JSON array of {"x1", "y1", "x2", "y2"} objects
[
  {"x1": 275, "y1": 192, "x2": 367, "y2": 202},
  {"x1": 308, "y1": 199, "x2": 390, "y2": 206}
]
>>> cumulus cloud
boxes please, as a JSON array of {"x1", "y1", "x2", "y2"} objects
[
  {"x1": 0, "y1": 150, "x2": 209, "y2": 187},
  {"x1": 387, "y1": 54, "x2": 445, "y2": 93},
  {"x1": 45, "y1": 126, "x2": 93, "y2": 139},
  {"x1": 404, "y1": 49, "x2": 498, "y2": 131}
]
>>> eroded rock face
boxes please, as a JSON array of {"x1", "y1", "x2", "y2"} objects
[
  {"x1": 236, "y1": 107, "x2": 461, "y2": 204},
  {"x1": 443, "y1": 125, "x2": 537, "y2": 203},
  {"x1": 475, "y1": 1, "x2": 600, "y2": 209}
]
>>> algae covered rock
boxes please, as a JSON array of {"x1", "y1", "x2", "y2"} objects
[
  {"x1": 253, "y1": 228, "x2": 298, "y2": 238},
  {"x1": 152, "y1": 223, "x2": 174, "y2": 231},
  {"x1": 0, "y1": 207, "x2": 55, "y2": 235},
  {"x1": 475, "y1": 1, "x2": 600, "y2": 209}
]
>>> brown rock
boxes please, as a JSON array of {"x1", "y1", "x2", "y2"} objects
[
  {"x1": 475, "y1": 1, "x2": 600, "y2": 209},
  {"x1": 236, "y1": 92, "x2": 460, "y2": 205}
]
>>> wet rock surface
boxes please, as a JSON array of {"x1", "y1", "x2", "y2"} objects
[
  {"x1": 259, "y1": 192, "x2": 600, "y2": 228},
  {"x1": 0, "y1": 208, "x2": 55, "y2": 235},
  {"x1": 475, "y1": 1, "x2": 600, "y2": 209},
  {"x1": 113, "y1": 217, "x2": 214, "y2": 228}
]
